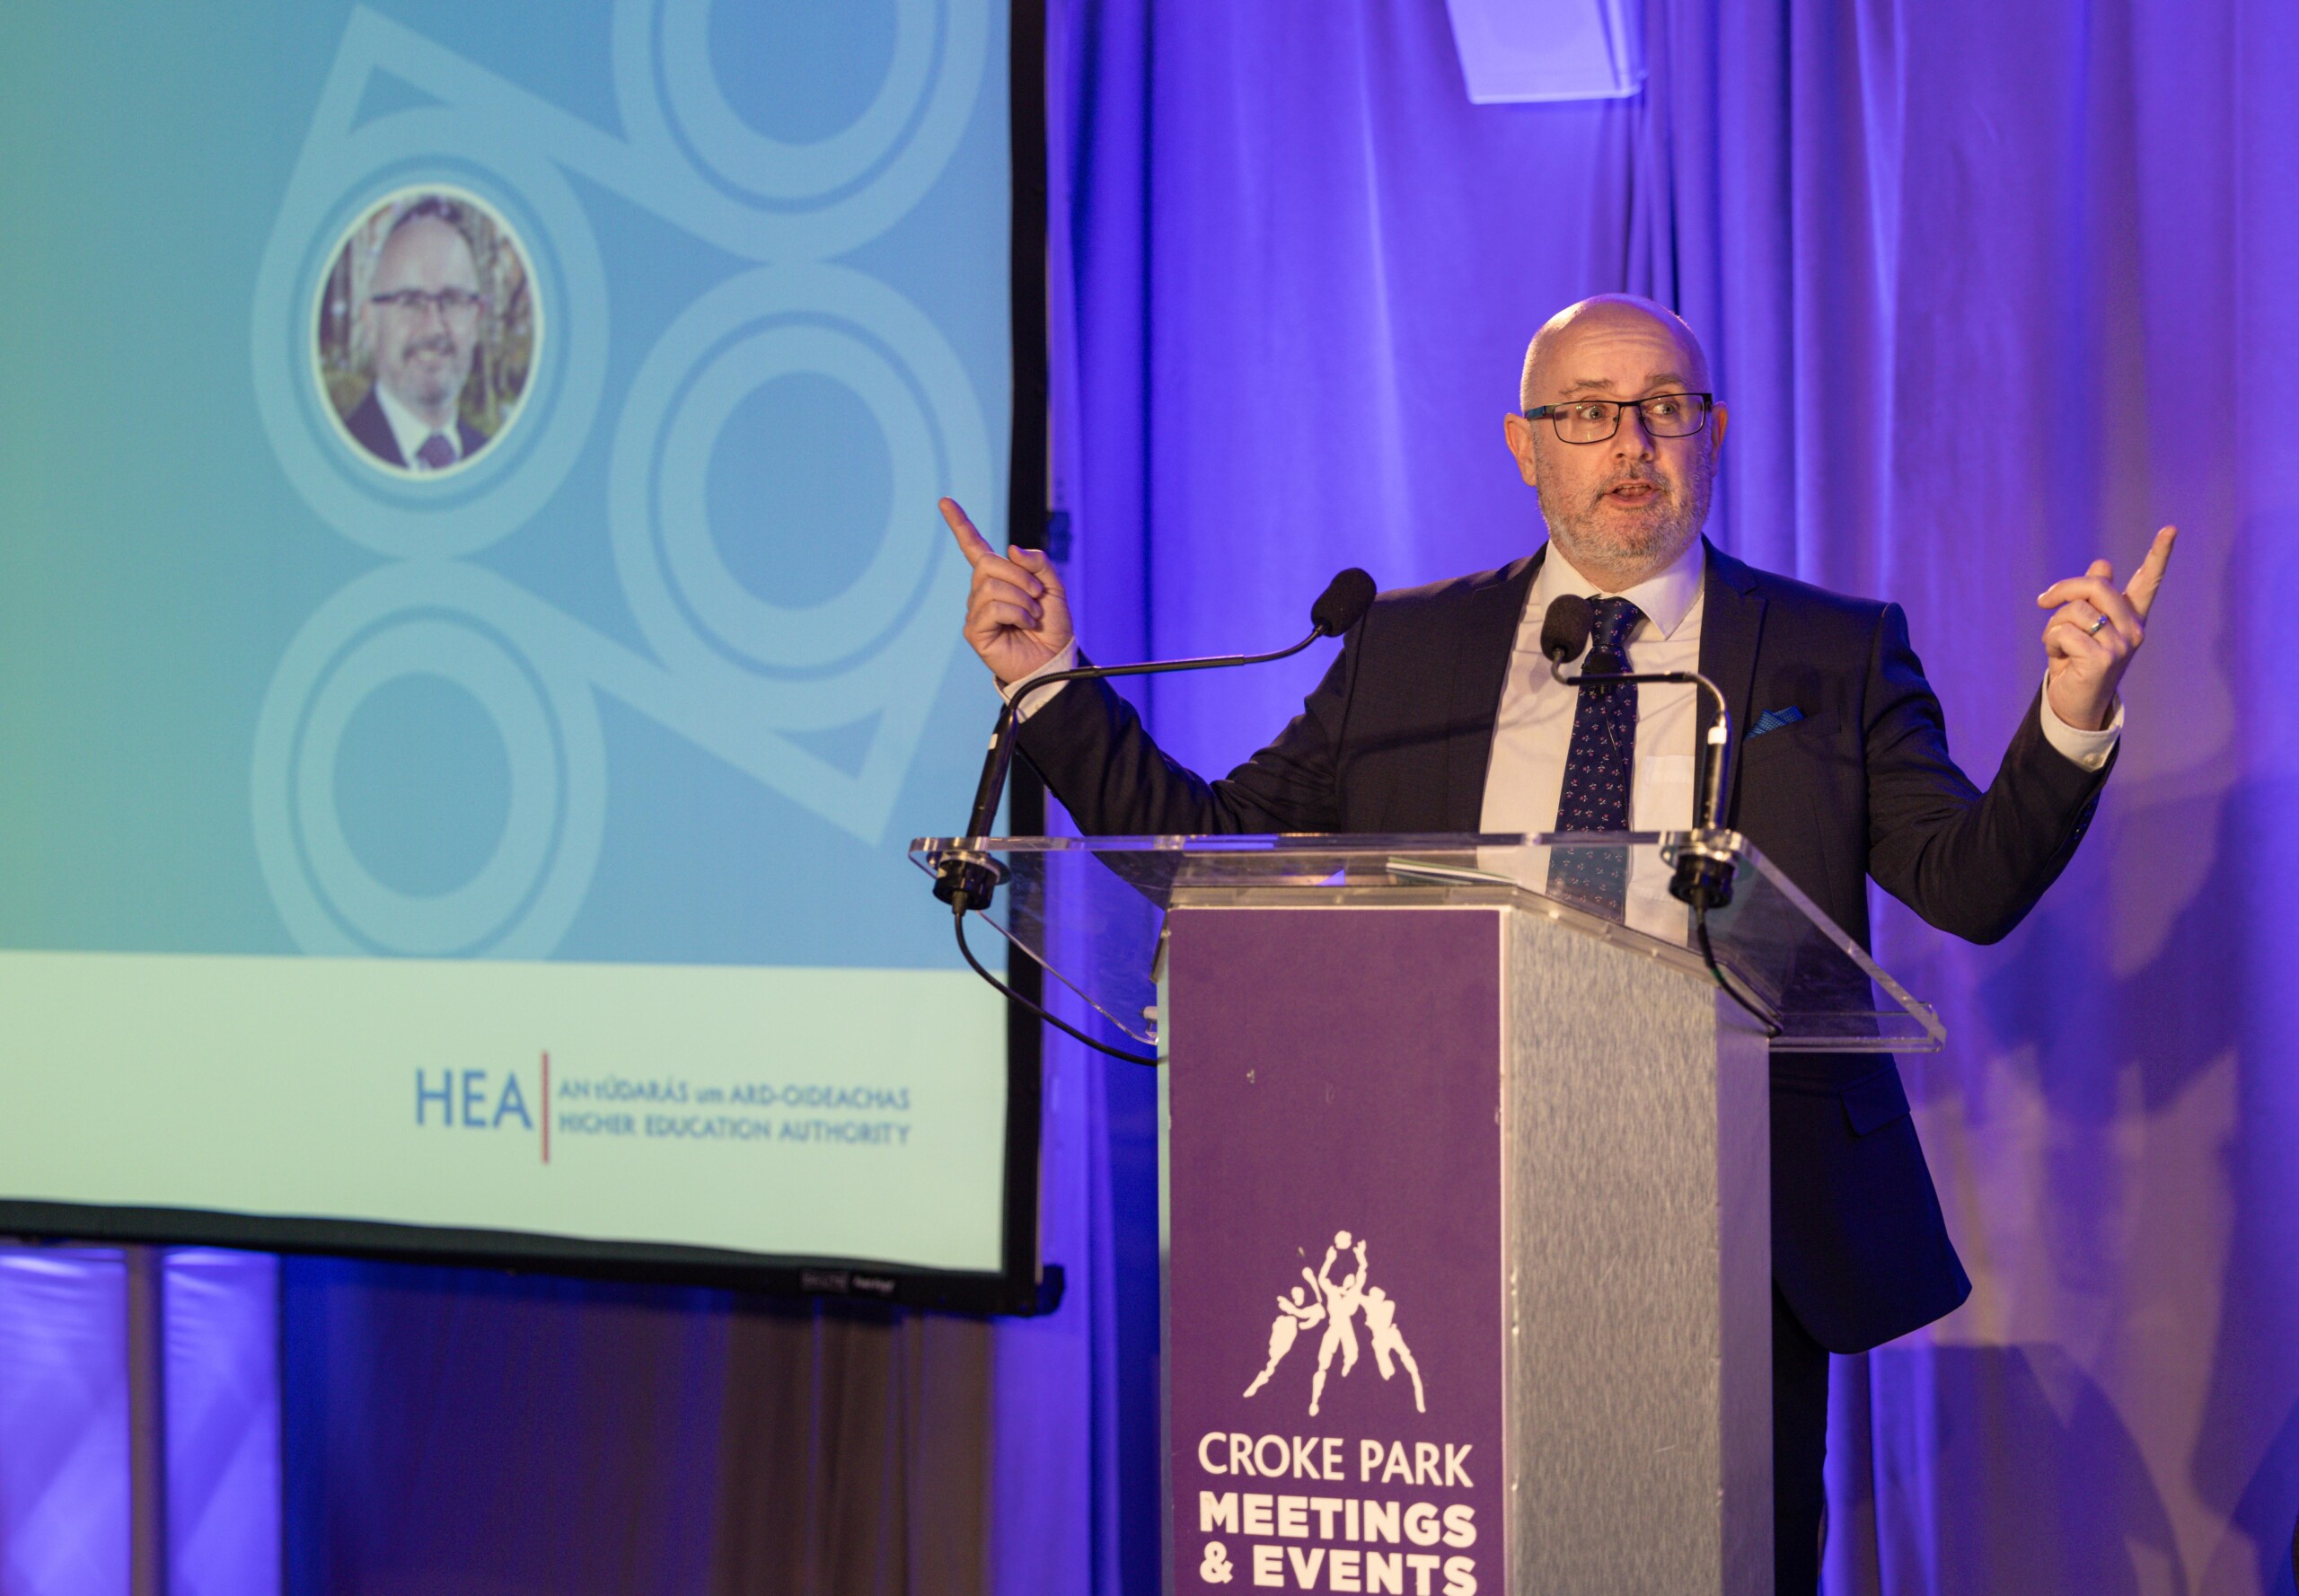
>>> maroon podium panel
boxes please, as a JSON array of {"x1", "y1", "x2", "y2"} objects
[{"x1": 1166, "y1": 906, "x2": 1505, "y2": 1594}]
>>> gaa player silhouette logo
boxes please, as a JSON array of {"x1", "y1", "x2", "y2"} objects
[{"x1": 1243, "y1": 1230, "x2": 1425, "y2": 1416}]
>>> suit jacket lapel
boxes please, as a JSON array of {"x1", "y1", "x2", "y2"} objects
[
  {"x1": 1696, "y1": 540, "x2": 1767, "y2": 824},
  {"x1": 1440, "y1": 550, "x2": 1542, "y2": 831}
]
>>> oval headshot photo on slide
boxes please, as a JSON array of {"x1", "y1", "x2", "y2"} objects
[{"x1": 312, "y1": 184, "x2": 542, "y2": 481}]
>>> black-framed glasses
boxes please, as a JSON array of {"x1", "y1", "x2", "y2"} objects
[
  {"x1": 369, "y1": 287, "x2": 487, "y2": 320},
  {"x1": 1522, "y1": 391, "x2": 1713, "y2": 445}
]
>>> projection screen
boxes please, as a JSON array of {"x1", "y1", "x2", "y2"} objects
[{"x1": 0, "y1": 0, "x2": 1047, "y2": 1311}]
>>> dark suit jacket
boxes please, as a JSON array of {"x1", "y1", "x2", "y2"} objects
[
  {"x1": 1017, "y1": 540, "x2": 2111, "y2": 1353},
  {"x1": 344, "y1": 386, "x2": 489, "y2": 470}
]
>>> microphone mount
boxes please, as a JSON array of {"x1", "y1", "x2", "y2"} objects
[
  {"x1": 931, "y1": 567, "x2": 1377, "y2": 1068},
  {"x1": 931, "y1": 632, "x2": 1327, "y2": 914},
  {"x1": 935, "y1": 569, "x2": 1378, "y2": 916}
]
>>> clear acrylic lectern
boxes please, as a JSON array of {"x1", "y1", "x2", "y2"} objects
[{"x1": 910, "y1": 833, "x2": 1943, "y2": 1594}]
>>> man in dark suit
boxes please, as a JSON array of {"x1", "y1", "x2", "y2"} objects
[
  {"x1": 940, "y1": 295, "x2": 2175, "y2": 1592},
  {"x1": 341, "y1": 196, "x2": 493, "y2": 473}
]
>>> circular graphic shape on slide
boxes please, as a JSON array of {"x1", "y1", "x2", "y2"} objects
[
  {"x1": 653, "y1": 322, "x2": 936, "y2": 671},
  {"x1": 252, "y1": 566, "x2": 608, "y2": 959},
  {"x1": 313, "y1": 185, "x2": 543, "y2": 481},
  {"x1": 659, "y1": 0, "x2": 936, "y2": 201}
]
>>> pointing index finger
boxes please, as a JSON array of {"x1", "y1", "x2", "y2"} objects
[
  {"x1": 2124, "y1": 525, "x2": 2178, "y2": 621},
  {"x1": 939, "y1": 497, "x2": 995, "y2": 566}
]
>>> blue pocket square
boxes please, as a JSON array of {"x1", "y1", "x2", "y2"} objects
[{"x1": 1748, "y1": 706, "x2": 1806, "y2": 738}]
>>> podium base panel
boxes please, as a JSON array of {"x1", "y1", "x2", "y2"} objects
[{"x1": 1159, "y1": 903, "x2": 1774, "y2": 1596}]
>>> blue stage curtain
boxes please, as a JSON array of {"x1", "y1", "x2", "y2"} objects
[
  {"x1": 1016, "y1": 0, "x2": 2299, "y2": 1591},
  {"x1": 0, "y1": 1247, "x2": 282, "y2": 1596},
  {"x1": 0, "y1": 1248, "x2": 130, "y2": 1596},
  {"x1": 162, "y1": 1250, "x2": 281, "y2": 1596}
]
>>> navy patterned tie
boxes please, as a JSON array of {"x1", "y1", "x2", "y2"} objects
[
  {"x1": 415, "y1": 432, "x2": 457, "y2": 470},
  {"x1": 1547, "y1": 595, "x2": 1644, "y2": 915}
]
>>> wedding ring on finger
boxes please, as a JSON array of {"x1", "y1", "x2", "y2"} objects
[{"x1": 2086, "y1": 612, "x2": 2111, "y2": 637}]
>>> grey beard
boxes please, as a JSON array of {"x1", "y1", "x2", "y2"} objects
[{"x1": 1537, "y1": 459, "x2": 1714, "y2": 573}]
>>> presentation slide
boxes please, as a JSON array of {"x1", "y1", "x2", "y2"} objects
[{"x1": 0, "y1": 2, "x2": 1020, "y2": 1285}]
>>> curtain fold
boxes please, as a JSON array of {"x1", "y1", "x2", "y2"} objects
[
  {"x1": 162, "y1": 1249, "x2": 281, "y2": 1596},
  {"x1": 279, "y1": 1257, "x2": 991, "y2": 1596},
  {"x1": 0, "y1": 1248, "x2": 130, "y2": 1596}
]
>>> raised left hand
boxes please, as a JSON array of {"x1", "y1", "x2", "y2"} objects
[{"x1": 2037, "y1": 525, "x2": 2178, "y2": 732}]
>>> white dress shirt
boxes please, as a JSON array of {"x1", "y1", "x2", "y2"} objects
[
  {"x1": 1479, "y1": 538, "x2": 1710, "y2": 837},
  {"x1": 1474, "y1": 540, "x2": 1708, "y2": 929},
  {"x1": 373, "y1": 384, "x2": 463, "y2": 472}
]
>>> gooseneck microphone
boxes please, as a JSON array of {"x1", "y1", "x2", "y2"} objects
[
  {"x1": 935, "y1": 569, "x2": 1378, "y2": 1066},
  {"x1": 1538, "y1": 593, "x2": 1738, "y2": 909},
  {"x1": 1540, "y1": 592, "x2": 1771, "y2": 1030}
]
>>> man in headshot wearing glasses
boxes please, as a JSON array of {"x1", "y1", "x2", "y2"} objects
[
  {"x1": 942, "y1": 293, "x2": 2178, "y2": 1592},
  {"x1": 343, "y1": 195, "x2": 492, "y2": 473}
]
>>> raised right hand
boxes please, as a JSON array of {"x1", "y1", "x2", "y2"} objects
[{"x1": 942, "y1": 496, "x2": 1073, "y2": 685}]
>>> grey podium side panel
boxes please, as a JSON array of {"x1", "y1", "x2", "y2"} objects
[
  {"x1": 1714, "y1": 993, "x2": 1771, "y2": 1594},
  {"x1": 1502, "y1": 911, "x2": 1773, "y2": 1595}
]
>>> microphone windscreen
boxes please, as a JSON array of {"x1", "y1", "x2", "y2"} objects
[
  {"x1": 1311, "y1": 568, "x2": 1379, "y2": 638},
  {"x1": 1540, "y1": 595, "x2": 1595, "y2": 664}
]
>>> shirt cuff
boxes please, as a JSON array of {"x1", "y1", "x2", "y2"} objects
[
  {"x1": 1000, "y1": 640, "x2": 1080, "y2": 723},
  {"x1": 2039, "y1": 677, "x2": 2122, "y2": 771}
]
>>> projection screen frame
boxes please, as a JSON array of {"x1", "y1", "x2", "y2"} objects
[{"x1": 0, "y1": 0, "x2": 1060, "y2": 1319}]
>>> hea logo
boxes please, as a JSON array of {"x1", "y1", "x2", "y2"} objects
[{"x1": 413, "y1": 1054, "x2": 552, "y2": 1162}]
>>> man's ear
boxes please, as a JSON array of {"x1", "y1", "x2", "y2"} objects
[
  {"x1": 1503, "y1": 411, "x2": 1541, "y2": 489},
  {"x1": 1710, "y1": 401, "x2": 1729, "y2": 453}
]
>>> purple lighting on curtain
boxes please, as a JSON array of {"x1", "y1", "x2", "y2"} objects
[
  {"x1": 162, "y1": 1250, "x2": 280, "y2": 1596},
  {"x1": 0, "y1": 1248, "x2": 130, "y2": 1596},
  {"x1": 1021, "y1": 0, "x2": 2299, "y2": 1591},
  {"x1": 0, "y1": 1247, "x2": 281, "y2": 1596}
]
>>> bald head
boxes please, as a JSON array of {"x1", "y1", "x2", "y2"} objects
[
  {"x1": 1502, "y1": 295, "x2": 1726, "y2": 591},
  {"x1": 1519, "y1": 295, "x2": 1711, "y2": 411}
]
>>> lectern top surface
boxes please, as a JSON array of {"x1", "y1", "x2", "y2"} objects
[{"x1": 910, "y1": 833, "x2": 1943, "y2": 1054}]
